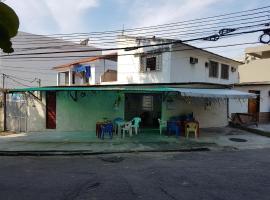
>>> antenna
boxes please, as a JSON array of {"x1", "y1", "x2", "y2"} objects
[{"x1": 122, "y1": 24, "x2": 125, "y2": 36}]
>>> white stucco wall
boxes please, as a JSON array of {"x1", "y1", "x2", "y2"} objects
[
  {"x1": 117, "y1": 49, "x2": 171, "y2": 84},
  {"x1": 170, "y1": 48, "x2": 239, "y2": 85},
  {"x1": 5, "y1": 92, "x2": 47, "y2": 133},
  {"x1": 94, "y1": 59, "x2": 117, "y2": 84},
  {"x1": 26, "y1": 92, "x2": 47, "y2": 132},
  {"x1": 116, "y1": 37, "x2": 240, "y2": 85},
  {"x1": 229, "y1": 85, "x2": 270, "y2": 115},
  {"x1": 162, "y1": 96, "x2": 228, "y2": 128}
]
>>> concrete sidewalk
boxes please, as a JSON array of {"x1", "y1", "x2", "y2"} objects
[
  {"x1": 0, "y1": 127, "x2": 269, "y2": 154},
  {"x1": 250, "y1": 123, "x2": 270, "y2": 134}
]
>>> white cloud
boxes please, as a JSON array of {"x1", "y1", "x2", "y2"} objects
[
  {"x1": 45, "y1": 0, "x2": 99, "y2": 33},
  {"x1": 6, "y1": 0, "x2": 99, "y2": 34},
  {"x1": 128, "y1": 0, "x2": 224, "y2": 27}
]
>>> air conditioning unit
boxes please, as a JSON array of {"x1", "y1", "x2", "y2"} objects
[
  {"x1": 231, "y1": 66, "x2": 237, "y2": 72},
  {"x1": 190, "y1": 57, "x2": 198, "y2": 65}
]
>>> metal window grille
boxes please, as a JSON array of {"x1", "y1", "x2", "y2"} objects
[
  {"x1": 221, "y1": 64, "x2": 229, "y2": 79},
  {"x1": 209, "y1": 61, "x2": 219, "y2": 78},
  {"x1": 140, "y1": 54, "x2": 162, "y2": 72}
]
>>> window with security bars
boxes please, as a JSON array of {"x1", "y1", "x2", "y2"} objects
[
  {"x1": 142, "y1": 95, "x2": 153, "y2": 111},
  {"x1": 209, "y1": 61, "x2": 219, "y2": 78},
  {"x1": 140, "y1": 54, "x2": 162, "y2": 72},
  {"x1": 221, "y1": 64, "x2": 229, "y2": 79}
]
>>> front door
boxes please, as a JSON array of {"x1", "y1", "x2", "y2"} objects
[
  {"x1": 46, "y1": 91, "x2": 56, "y2": 129},
  {"x1": 248, "y1": 90, "x2": 260, "y2": 121},
  {"x1": 125, "y1": 93, "x2": 162, "y2": 128}
]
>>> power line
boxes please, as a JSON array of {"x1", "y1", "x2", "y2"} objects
[
  {"x1": 11, "y1": 18, "x2": 269, "y2": 48},
  {"x1": 4, "y1": 6, "x2": 269, "y2": 52},
  {"x1": 11, "y1": 14, "x2": 269, "y2": 46},
  {"x1": 0, "y1": 41, "x2": 259, "y2": 61},
  {"x1": 10, "y1": 19, "x2": 269, "y2": 52},
  {"x1": 0, "y1": 64, "x2": 56, "y2": 70},
  {"x1": 1, "y1": 28, "x2": 267, "y2": 58},
  {"x1": 15, "y1": 5, "x2": 270, "y2": 38},
  {"x1": 4, "y1": 75, "x2": 32, "y2": 87},
  {"x1": 0, "y1": 68, "x2": 56, "y2": 75}
]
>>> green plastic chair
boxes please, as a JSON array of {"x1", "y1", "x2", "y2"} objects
[{"x1": 131, "y1": 117, "x2": 141, "y2": 135}]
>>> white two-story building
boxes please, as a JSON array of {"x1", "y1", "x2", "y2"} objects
[{"x1": 117, "y1": 35, "x2": 239, "y2": 85}]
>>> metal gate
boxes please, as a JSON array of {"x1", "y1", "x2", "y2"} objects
[{"x1": 6, "y1": 93, "x2": 27, "y2": 132}]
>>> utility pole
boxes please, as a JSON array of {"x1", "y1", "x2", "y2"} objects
[
  {"x1": 2, "y1": 73, "x2": 6, "y2": 89},
  {"x1": 1, "y1": 73, "x2": 6, "y2": 131},
  {"x1": 37, "y1": 78, "x2": 41, "y2": 87}
]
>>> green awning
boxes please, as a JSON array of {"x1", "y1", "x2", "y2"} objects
[
  {"x1": 7, "y1": 86, "x2": 174, "y2": 92},
  {"x1": 7, "y1": 86, "x2": 256, "y2": 99}
]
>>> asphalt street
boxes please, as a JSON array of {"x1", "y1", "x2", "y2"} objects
[{"x1": 0, "y1": 149, "x2": 269, "y2": 200}]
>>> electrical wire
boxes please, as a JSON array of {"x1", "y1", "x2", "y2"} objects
[
  {"x1": 11, "y1": 15, "x2": 270, "y2": 47},
  {"x1": 15, "y1": 5, "x2": 270, "y2": 38},
  {"x1": 1, "y1": 28, "x2": 267, "y2": 58},
  {"x1": 4, "y1": 76, "x2": 32, "y2": 87},
  {"x1": 0, "y1": 41, "x2": 259, "y2": 62}
]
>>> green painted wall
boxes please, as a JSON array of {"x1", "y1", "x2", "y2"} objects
[
  {"x1": 52, "y1": 91, "x2": 227, "y2": 132},
  {"x1": 56, "y1": 91, "x2": 124, "y2": 131}
]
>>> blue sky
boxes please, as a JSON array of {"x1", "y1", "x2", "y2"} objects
[{"x1": 5, "y1": 0, "x2": 270, "y2": 58}]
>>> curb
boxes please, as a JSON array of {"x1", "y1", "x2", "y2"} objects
[
  {"x1": 0, "y1": 148, "x2": 210, "y2": 156},
  {"x1": 230, "y1": 123, "x2": 270, "y2": 138}
]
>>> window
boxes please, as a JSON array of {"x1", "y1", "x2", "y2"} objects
[
  {"x1": 142, "y1": 95, "x2": 153, "y2": 111},
  {"x1": 140, "y1": 54, "x2": 161, "y2": 72},
  {"x1": 146, "y1": 57, "x2": 157, "y2": 71},
  {"x1": 221, "y1": 64, "x2": 229, "y2": 79},
  {"x1": 209, "y1": 61, "x2": 219, "y2": 78}
]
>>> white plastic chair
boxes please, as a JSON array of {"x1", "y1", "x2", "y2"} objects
[
  {"x1": 131, "y1": 117, "x2": 141, "y2": 135},
  {"x1": 121, "y1": 121, "x2": 132, "y2": 138},
  {"x1": 158, "y1": 118, "x2": 167, "y2": 135}
]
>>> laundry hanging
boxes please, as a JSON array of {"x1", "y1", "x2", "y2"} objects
[{"x1": 73, "y1": 65, "x2": 91, "y2": 79}]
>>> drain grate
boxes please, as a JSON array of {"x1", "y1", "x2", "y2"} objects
[{"x1": 229, "y1": 138, "x2": 247, "y2": 142}]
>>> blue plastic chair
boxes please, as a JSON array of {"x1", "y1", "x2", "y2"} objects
[
  {"x1": 186, "y1": 113, "x2": 194, "y2": 121},
  {"x1": 167, "y1": 121, "x2": 181, "y2": 136},
  {"x1": 101, "y1": 123, "x2": 113, "y2": 139}
]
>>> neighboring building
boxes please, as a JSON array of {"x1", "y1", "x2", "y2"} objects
[
  {"x1": 230, "y1": 45, "x2": 270, "y2": 123},
  {"x1": 0, "y1": 32, "x2": 101, "y2": 88},
  {"x1": 52, "y1": 54, "x2": 117, "y2": 86},
  {"x1": 117, "y1": 36, "x2": 240, "y2": 85}
]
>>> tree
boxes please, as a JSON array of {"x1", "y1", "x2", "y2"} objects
[{"x1": 0, "y1": 2, "x2": 19, "y2": 53}]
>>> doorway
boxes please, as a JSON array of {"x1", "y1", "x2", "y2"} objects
[
  {"x1": 46, "y1": 91, "x2": 56, "y2": 129},
  {"x1": 125, "y1": 93, "x2": 162, "y2": 128},
  {"x1": 248, "y1": 90, "x2": 260, "y2": 121}
]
